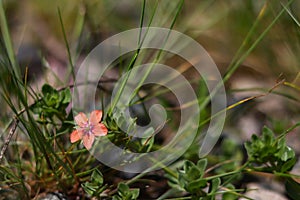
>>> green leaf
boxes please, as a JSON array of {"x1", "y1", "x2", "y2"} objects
[
  {"x1": 262, "y1": 126, "x2": 274, "y2": 145},
  {"x1": 186, "y1": 179, "x2": 207, "y2": 193},
  {"x1": 286, "y1": 178, "x2": 300, "y2": 200},
  {"x1": 275, "y1": 138, "x2": 287, "y2": 159},
  {"x1": 42, "y1": 84, "x2": 55, "y2": 95},
  {"x1": 118, "y1": 183, "x2": 129, "y2": 196},
  {"x1": 167, "y1": 177, "x2": 185, "y2": 191},
  {"x1": 178, "y1": 172, "x2": 188, "y2": 188},
  {"x1": 44, "y1": 94, "x2": 58, "y2": 107},
  {"x1": 112, "y1": 196, "x2": 122, "y2": 200},
  {"x1": 182, "y1": 160, "x2": 204, "y2": 181},
  {"x1": 81, "y1": 182, "x2": 98, "y2": 196},
  {"x1": 281, "y1": 146, "x2": 295, "y2": 161},
  {"x1": 183, "y1": 160, "x2": 194, "y2": 172},
  {"x1": 130, "y1": 188, "x2": 140, "y2": 199},
  {"x1": 281, "y1": 157, "x2": 296, "y2": 172},
  {"x1": 187, "y1": 166, "x2": 202, "y2": 180},
  {"x1": 209, "y1": 178, "x2": 220, "y2": 194},
  {"x1": 197, "y1": 159, "x2": 207, "y2": 178},
  {"x1": 114, "y1": 183, "x2": 140, "y2": 200},
  {"x1": 91, "y1": 169, "x2": 103, "y2": 185},
  {"x1": 62, "y1": 88, "x2": 71, "y2": 104}
]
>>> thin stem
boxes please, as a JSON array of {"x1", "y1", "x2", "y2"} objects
[
  {"x1": 0, "y1": 118, "x2": 19, "y2": 162},
  {"x1": 205, "y1": 161, "x2": 250, "y2": 181}
]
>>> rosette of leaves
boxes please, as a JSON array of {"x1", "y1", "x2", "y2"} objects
[
  {"x1": 112, "y1": 183, "x2": 140, "y2": 200},
  {"x1": 178, "y1": 159, "x2": 208, "y2": 197},
  {"x1": 82, "y1": 169, "x2": 107, "y2": 197},
  {"x1": 31, "y1": 84, "x2": 71, "y2": 122},
  {"x1": 168, "y1": 159, "x2": 222, "y2": 199},
  {"x1": 244, "y1": 126, "x2": 296, "y2": 173}
]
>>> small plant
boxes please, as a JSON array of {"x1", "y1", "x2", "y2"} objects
[
  {"x1": 162, "y1": 125, "x2": 299, "y2": 199},
  {"x1": 177, "y1": 159, "x2": 208, "y2": 197},
  {"x1": 170, "y1": 159, "x2": 222, "y2": 199},
  {"x1": 31, "y1": 84, "x2": 71, "y2": 122},
  {"x1": 245, "y1": 126, "x2": 296, "y2": 173},
  {"x1": 112, "y1": 183, "x2": 140, "y2": 200},
  {"x1": 81, "y1": 169, "x2": 107, "y2": 197}
]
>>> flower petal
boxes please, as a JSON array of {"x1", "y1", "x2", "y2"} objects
[
  {"x1": 89, "y1": 110, "x2": 102, "y2": 125},
  {"x1": 92, "y1": 123, "x2": 108, "y2": 136},
  {"x1": 70, "y1": 130, "x2": 83, "y2": 143},
  {"x1": 83, "y1": 134, "x2": 95, "y2": 150},
  {"x1": 75, "y1": 112, "x2": 88, "y2": 127}
]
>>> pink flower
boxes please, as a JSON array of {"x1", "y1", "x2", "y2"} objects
[{"x1": 70, "y1": 110, "x2": 108, "y2": 150}]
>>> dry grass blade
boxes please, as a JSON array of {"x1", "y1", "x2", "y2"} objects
[{"x1": 0, "y1": 118, "x2": 19, "y2": 162}]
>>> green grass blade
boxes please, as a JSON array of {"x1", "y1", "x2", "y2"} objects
[
  {"x1": 58, "y1": 7, "x2": 76, "y2": 82},
  {"x1": 223, "y1": 0, "x2": 294, "y2": 83},
  {"x1": 0, "y1": 0, "x2": 20, "y2": 78}
]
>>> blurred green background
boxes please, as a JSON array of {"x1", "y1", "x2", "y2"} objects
[{"x1": 3, "y1": 0, "x2": 299, "y2": 136}]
